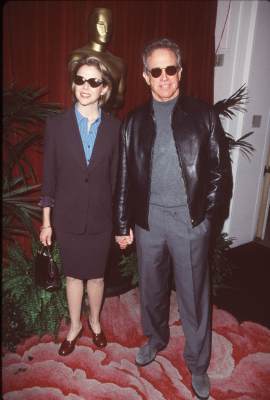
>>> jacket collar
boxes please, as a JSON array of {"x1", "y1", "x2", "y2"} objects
[
  {"x1": 144, "y1": 94, "x2": 188, "y2": 128},
  {"x1": 145, "y1": 94, "x2": 188, "y2": 116},
  {"x1": 74, "y1": 103, "x2": 102, "y2": 127}
]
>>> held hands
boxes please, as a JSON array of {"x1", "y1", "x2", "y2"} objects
[
  {"x1": 40, "y1": 226, "x2": 53, "y2": 246},
  {"x1": 115, "y1": 228, "x2": 134, "y2": 250}
]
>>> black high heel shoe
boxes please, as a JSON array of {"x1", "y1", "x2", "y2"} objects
[
  {"x1": 88, "y1": 320, "x2": 107, "y2": 348},
  {"x1": 58, "y1": 327, "x2": 83, "y2": 356}
]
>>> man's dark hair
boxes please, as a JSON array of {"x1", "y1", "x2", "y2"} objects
[{"x1": 142, "y1": 38, "x2": 182, "y2": 72}]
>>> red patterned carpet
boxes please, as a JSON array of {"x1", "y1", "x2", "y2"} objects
[{"x1": 2, "y1": 288, "x2": 270, "y2": 400}]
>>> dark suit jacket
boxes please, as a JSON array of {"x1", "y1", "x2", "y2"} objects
[{"x1": 41, "y1": 106, "x2": 120, "y2": 234}]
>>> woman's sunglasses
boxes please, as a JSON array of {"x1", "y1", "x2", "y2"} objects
[
  {"x1": 74, "y1": 75, "x2": 105, "y2": 88},
  {"x1": 148, "y1": 65, "x2": 179, "y2": 78}
]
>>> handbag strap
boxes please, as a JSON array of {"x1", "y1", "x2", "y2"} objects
[
  {"x1": 45, "y1": 245, "x2": 53, "y2": 261},
  {"x1": 42, "y1": 245, "x2": 55, "y2": 276}
]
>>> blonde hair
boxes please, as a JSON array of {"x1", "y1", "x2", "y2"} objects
[{"x1": 69, "y1": 56, "x2": 112, "y2": 106}]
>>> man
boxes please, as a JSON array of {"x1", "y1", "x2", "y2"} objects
[{"x1": 115, "y1": 38, "x2": 231, "y2": 400}]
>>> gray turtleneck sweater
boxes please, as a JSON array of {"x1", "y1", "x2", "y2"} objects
[{"x1": 150, "y1": 96, "x2": 188, "y2": 207}]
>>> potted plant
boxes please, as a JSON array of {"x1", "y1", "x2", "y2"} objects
[
  {"x1": 3, "y1": 86, "x2": 61, "y2": 245},
  {"x1": 2, "y1": 85, "x2": 66, "y2": 351}
]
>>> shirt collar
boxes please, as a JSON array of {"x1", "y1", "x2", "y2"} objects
[{"x1": 75, "y1": 104, "x2": 102, "y2": 125}]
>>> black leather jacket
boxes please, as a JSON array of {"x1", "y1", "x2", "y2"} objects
[{"x1": 115, "y1": 95, "x2": 232, "y2": 235}]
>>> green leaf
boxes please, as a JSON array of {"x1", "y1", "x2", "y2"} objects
[{"x1": 3, "y1": 184, "x2": 41, "y2": 198}]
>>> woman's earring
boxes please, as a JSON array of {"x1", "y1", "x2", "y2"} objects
[{"x1": 99, "y1": 94, "x2": 104, "y2": 104}]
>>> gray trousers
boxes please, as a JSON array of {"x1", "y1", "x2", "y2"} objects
[{"x1": 135, "y1": 204, "x2": 211, "y2": 374}]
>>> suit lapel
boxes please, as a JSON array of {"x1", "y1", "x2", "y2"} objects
[
  {"x1": 65, "y1": 106, "x2": 88, "y2": 169},
  {"x1": 87, "y1": 111, "x2": 109, "y2": 171}
]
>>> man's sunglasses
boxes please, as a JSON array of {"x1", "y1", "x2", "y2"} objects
[
  {"x1": 74, "y1": 75, "x2": 105, "y2": 88},
  {"x1": 148, "y1": 65, "x2": 179, "y2": 78}
]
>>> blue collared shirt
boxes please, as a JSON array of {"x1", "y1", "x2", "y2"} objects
[{"x1": 75, "y1": 105, "x2": 102, "y2": 165}]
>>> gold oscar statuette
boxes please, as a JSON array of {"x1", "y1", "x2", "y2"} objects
[{"x1": 69, "y1": 8, "x2": 126, "y2": 110}]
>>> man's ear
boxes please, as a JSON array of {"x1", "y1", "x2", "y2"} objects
[{"x1": 143, "y1": 71, "x2": 150, "y2": 86}]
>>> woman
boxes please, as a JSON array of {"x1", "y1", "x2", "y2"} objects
[{"x1": 39, "y1": 56, "x2": 120, "y2": 356}]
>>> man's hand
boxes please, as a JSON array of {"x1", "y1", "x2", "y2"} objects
[{"x1": 115, "y1": 229, "x2": 134, "y2": 250}]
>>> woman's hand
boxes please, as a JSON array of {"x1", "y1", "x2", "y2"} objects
[
  {"x1": 40, "y1": 226, "x2": 53, "y2": 246},
  {"x1": 115, "y1": 229, "x2": 134, "y2": 250}
]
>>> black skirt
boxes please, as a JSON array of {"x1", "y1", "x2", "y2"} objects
[{"x1": 55, "y1": 229, "x2": 112, "y2": 280}]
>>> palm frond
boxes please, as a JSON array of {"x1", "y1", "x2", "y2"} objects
[
  {"x1": 4, "y1": 139, "x2": 40, "y2": 183},
  {"x1": 3, "y1": 183, "x2": 41, "y2": 198},
  {"x1": 17, "y1": 154, "x2": 39, "y2": 182},
  {"x1": 3, "y1": 228, "x2": 29, "y2": 241},
  {"x1": 3, "y1": 175, "x2": 24, "y2": 189},
  {"x1": 3, "y1": 175, "x2": 25, "y2": 194},
  {"x1": 6, "y1": 206, "x2": 40, "y2": 239},
  {"x1": 3, "y1": 86, "x2": 61, "y2": 128},
  {"x1": 4, "y1": 196, "x2": 41, "y2": 203},
  {"x1": 214, "y1": 84, "x2": 248, "y2": 119},
  {"x1": 3, "y1": 178, "x2": 41, "y2": 234},
  {"x1": 3, "y1": 149, "x2": 28, "y2": 186},
  {"x1": 226, "y1": 131, "x2": 255, "y2": 160}
]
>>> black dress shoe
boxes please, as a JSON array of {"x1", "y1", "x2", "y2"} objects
[
  {"x1": 58, "y1": 327, "x2": 83, "y2": 356},
  {"x1": 135, "y1": 343, "x2": 158, "y2": 366},
  {"x1": 88, "y1": 320, "x2": 107, "y2": 348},
  {"x1": 191, "y1": 373, "x2": 210, "y2": 399}
]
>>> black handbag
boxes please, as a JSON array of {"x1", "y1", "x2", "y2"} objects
[{"x1": 34, "y1": 245, "x2": 61, "y2": 291}]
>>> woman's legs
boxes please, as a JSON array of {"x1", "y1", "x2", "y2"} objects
[
  {"x1": 86, "y1": 277, "x2": 104, "y2": 334},
  {"x1": 66, "y1": 276, "x2": 84, "y2": 341}
]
